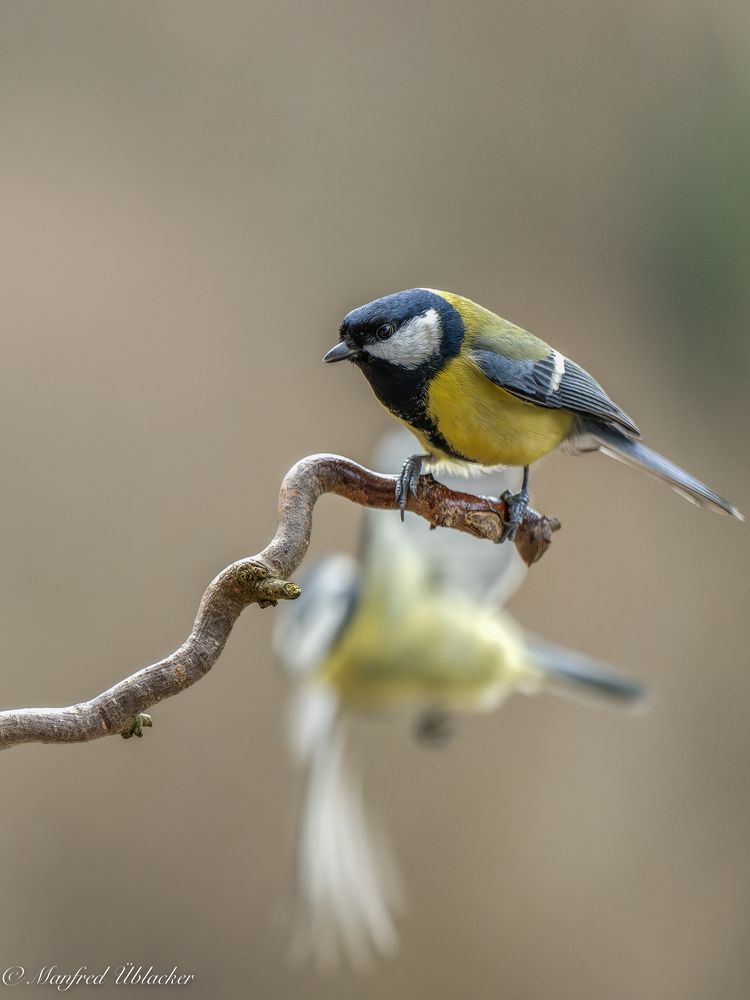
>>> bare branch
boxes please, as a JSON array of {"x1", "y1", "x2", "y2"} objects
[{"x1": 0, "y1": 455, "x2": 560, "y2": 751}]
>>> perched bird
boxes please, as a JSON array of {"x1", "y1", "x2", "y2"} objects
[
  {"x1": 275, "y1": 432, "x2": 645, "y2": 968},
  {"x1": 323, "y1": 289, "x2": 742, "y2": 538}
]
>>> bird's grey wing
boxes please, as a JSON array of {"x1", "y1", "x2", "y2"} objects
[
  {"x1": 469, "y1": 343, "x2": 640, "y2": 436},
  {"x1": 369, "y1": 430, "x2": 527, "y2": 607}
]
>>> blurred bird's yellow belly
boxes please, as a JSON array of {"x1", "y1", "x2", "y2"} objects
[
  {"x1": 427, "y1": 355, "x2": 574, "y2": 467},
  {"x1": 321, "y1": 595, "x2": 534, "y2": 712}
]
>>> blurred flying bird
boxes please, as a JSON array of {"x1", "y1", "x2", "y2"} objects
[
  {"x1": 274, "y1": 432, "x2": 646, "y2": 968},
  {"x1": 324, "y1": 289, "x2": 742, "y2": 537}
]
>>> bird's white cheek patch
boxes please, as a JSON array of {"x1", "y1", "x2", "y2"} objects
[{"x1": 366, "y1": 309, "x2": 443, "y2": 369}]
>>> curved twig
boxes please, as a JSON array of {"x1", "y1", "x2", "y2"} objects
[{"x1": 0, "y1": 455, "x2": 560, "y2": 751}]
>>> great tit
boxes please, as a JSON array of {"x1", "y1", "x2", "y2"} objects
[
  {"x1": 323, "y1": 289, "x2": 742, "y2": 537},
  {"x1": 274, "y1": 431, "x2": 645, "y2": 968}
]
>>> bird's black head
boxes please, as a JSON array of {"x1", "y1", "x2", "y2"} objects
[{"x1": 323, "y1": 289, "x2": 463, "y2": 371}]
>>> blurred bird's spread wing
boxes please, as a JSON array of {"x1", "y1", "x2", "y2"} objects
[
  {"x1": 287, "y1": 686, "x2": 404, "y2": 970},
  {"x1": 277, "y1": 549, "x2": 405, "y2": 969},
  {"x1": 468, "y1": 334, "x2": 640, "y2": 436},
  {"x1": 370, "y1": 430, "x2": 528, "y2": 607},
  {"x1": 273, "y1": 554, "x2": 360, "y2": 678}
]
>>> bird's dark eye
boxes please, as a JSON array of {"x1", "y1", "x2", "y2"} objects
[{"x1": 376, "y1": 323, "x2": 395, "y2": 341}]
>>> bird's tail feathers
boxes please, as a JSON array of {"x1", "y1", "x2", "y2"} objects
[
  {"x1": 525, "y1": 633, "x2": 647, "y2": 706},
  {"x1": 574, "y1": 420, "x2": 742, "y2": 519}
]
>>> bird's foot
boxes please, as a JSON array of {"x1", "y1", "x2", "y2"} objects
[
  {"x1": 499, "y1": 487, "x2": 530, "y2": 543},
  {"x1": 415, "y1": 707, "x2": 454, "y2": 747},
  {"x1": 395, "y1": 454, "x2": 429, "y2": 520}
]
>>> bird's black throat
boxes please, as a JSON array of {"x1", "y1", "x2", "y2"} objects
[{"x1": 353, "y1": 354, "x2": 467, "y2": 461}]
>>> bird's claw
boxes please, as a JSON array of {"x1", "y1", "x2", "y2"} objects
[
  {"x1": 415, "y1": 707, "x2": 454, "y2": 747},
  {"x1": 499, "y1": 488, "x2": 530, "y2": 543},
  {"x1": 395, "y1": 455, "x2": 425, "y2": 520}
]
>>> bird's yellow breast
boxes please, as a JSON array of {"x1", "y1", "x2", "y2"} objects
[
  {"x1": 427, "y1": 354, "x2": 574, "y2": 467},
  {"x1": 320, "y1": 591, "x2": 534, "y2": 711}
]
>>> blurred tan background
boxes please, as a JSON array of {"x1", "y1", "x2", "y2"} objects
[{"x1": 0, "y1": 1, "x2": 748, "y2": 997}]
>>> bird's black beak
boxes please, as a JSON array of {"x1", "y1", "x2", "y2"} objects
[{"x1": 323, "y1": 341, "x2": 358, "y2": 363}]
